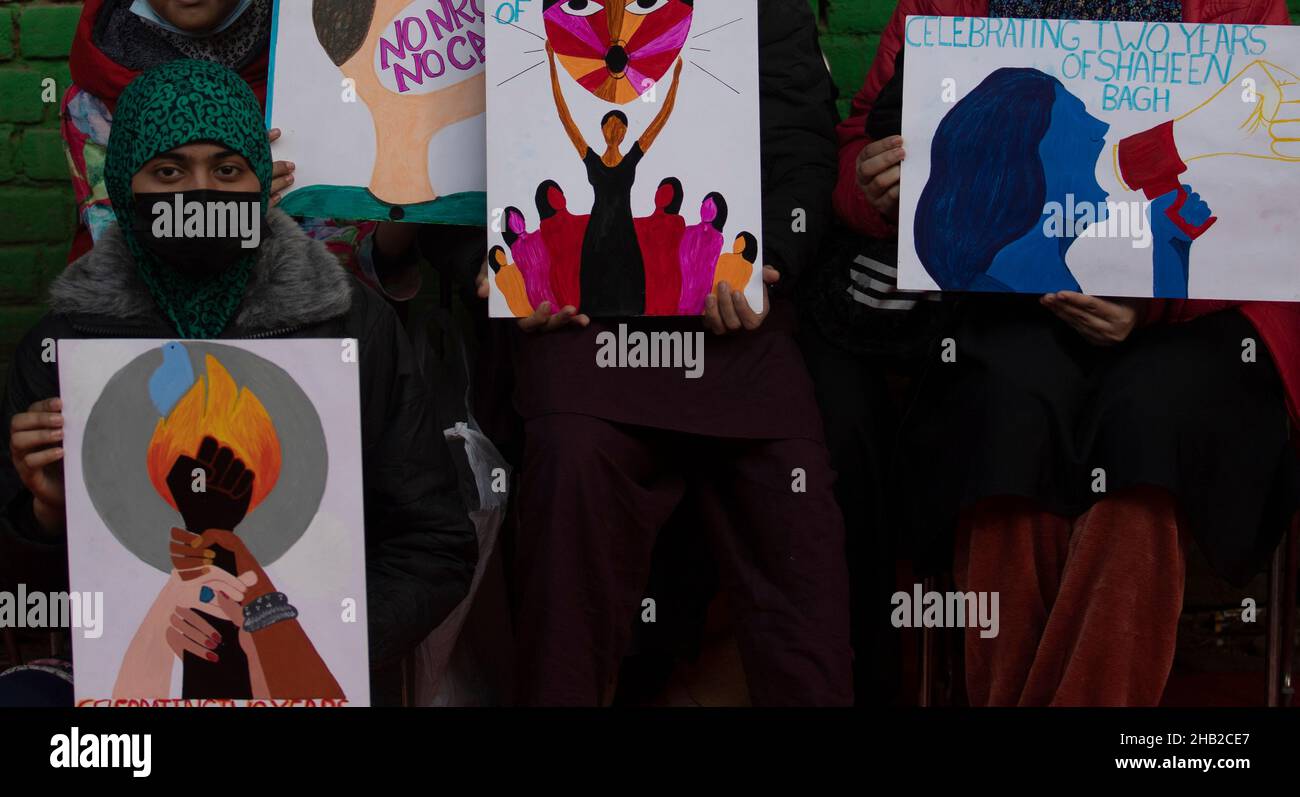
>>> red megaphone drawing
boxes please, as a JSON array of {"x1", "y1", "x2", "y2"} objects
[{"x1": 1117, "y1": 120, "x2": 1218, "y2": 239}]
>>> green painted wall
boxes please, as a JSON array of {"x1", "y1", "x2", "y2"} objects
[{"x1": 0, "y1": 0, "x2": 77, "y2": 371}]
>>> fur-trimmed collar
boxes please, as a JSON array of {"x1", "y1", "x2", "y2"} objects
[{"x1": 49, "y1": 209, "x2": 354, "y2": 334}]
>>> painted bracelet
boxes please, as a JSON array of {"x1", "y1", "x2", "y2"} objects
[{"x1": 243, "y1": 591, "x2": 298, "y2": 633}]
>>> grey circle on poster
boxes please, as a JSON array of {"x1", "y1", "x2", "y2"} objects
[{"x1": 82, "y1": 342, "x2": 328, "y2": 573}]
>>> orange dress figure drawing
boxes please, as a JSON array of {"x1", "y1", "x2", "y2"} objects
[
  {"x1": 491, "y1": 245, "x2": 535, "y2": 317},
  {"x1": 712, "y1": 231, "x2": 758, "y2": 295}
]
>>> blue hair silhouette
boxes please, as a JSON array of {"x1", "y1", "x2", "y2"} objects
[{"x1": 915, "y1": 68, "x2": 1061, "y2": 290}]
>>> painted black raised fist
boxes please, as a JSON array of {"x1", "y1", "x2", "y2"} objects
[{"x1": 165, "y1": 435, "x2": 255, "y2": 535}]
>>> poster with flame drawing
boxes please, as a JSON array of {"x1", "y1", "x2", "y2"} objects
[
  {"x1": 267, "y1": 0, "x2": 487, "y2": 225},
  {"x1": 486, "y1": 0, "x2": 764, "y2": 318},
  {"x1": 59, "y1": 339, "x2": 369, "y2": 707},
  {"x1": 899, "y1": 18, "x2": 1300, "y2": 301}
]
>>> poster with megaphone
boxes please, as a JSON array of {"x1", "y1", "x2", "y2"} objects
[
  {"x1": 266, "y1": 0, "x2": 487, "y2": 225},
  {"x1": 898, "y1": 17, "x2": 1300, "y2": 301}
]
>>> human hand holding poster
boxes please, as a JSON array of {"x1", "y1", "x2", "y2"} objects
[
  {"x1": 897, "y1": 17, "x2": 1300, "y2": 301},
  {"x1": 59, "y1": 340, "x2": 369, "y2": 707},
  {"x1": 267, "y1": 0, "x2": 487, "y2": 224},
  {"x1": 486, "y1": 0, "x2": 763, "y2": 318}
]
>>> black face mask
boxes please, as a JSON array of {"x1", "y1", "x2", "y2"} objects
[{"x1": 132, "y1": 190, "x2": 267, "y2": 280}]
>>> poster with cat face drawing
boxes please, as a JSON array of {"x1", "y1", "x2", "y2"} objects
[{"x1": 486, "y1": 0, "x2": 764, "y2": 318}]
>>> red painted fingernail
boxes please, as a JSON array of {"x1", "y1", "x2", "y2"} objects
[
  {"x1": 206, "y1": 652, "x2": 219, "y2": 662},
  {"x1": 205, "y1": 638, "x2": 218, "y2": 649}
]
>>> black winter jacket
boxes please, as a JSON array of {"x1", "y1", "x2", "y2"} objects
[
  {"x1": 0, "y1": 210, "x2": 478, "y2": 674},
  {"x1": 756, "y1": 0, "x2": 840, "y2": 288}
]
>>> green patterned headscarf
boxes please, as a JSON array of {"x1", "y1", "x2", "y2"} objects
[{"x1": 105, "y1": 59, "x2": 273, "y2": 339}]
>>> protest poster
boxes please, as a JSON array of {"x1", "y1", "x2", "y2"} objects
[
  {"x1": 486, "y1": 1, "x2": 764, "y2": 317},
  {"x1": 268, "y1": 0, "x2": 487, "y2": 224},
  {"x1": 60, "y1": 339, "x2": 369, "y2": 707},
  {"x1": 899, "y1": 17, "x2": 1300, "y2": 300}
]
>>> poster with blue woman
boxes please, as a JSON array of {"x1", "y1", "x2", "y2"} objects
[
  {"x1": 897, "y1": 16, "x2": 1300, "y2": 301},
  {"x1": 485, "y1": 0, "x2": 764, "y2": 317}
]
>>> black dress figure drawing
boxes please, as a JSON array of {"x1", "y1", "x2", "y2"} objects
[
  {"x1": 582, "y1": 118, "x2": 645, "y2": 315},
  {"x1": 547, "y1": 43, "x2": 683, "y2": 316}
]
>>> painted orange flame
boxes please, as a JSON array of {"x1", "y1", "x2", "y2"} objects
[{"x1": 146, "y1": 354, "x2": 281, "y2": 514}]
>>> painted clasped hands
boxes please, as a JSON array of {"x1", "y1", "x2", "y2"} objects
[{"x1": 165, "y1": 526, "x2": 272, "y2": 668}]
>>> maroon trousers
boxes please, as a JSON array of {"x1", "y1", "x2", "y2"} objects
[
  {"x1": 954, "y1": 487, "x2": 1187, "y2": 706},
  {"x1": 513, "y1": 413, "x2": 853, "y2": 706}
]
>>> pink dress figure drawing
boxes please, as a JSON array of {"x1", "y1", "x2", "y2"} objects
[
  {"x1": 504, "y1": 206, "x2": 559, "y2": 310},
  {"x1": 677, "y1": 192, "x2": 729, "y2": 316}
]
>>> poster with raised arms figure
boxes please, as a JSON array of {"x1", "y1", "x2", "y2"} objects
[{"x1": 486, "y1": 0, "x2": 764, "y2": 318}]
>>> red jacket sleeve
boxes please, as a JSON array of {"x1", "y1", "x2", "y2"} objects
[
  {"x1": 1253, "y1": 0, "x2": 1292, "y2": 24},
  {"x1": 1143, "y1": 298, "x2": 1234, "y2": 326},
  {"x1": 832, "y1": 1, "x2": 915, "y2": 239},
  {"x1": 1145, "y1": 0, "x2": 1291, "y2": 324}
]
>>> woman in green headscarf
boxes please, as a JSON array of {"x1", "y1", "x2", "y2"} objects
[
  {"x1": 105, "y1": 57, "x2": 274, "y2": 339},
  {"x1": 2, "y1": 59, "x2": 476, "y2": 706}
]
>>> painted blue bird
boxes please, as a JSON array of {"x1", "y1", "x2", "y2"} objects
[{"x1": 149, "y1": 342, "x2": 195, "y2": 418}]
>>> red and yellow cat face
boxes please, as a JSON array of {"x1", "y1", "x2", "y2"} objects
[{"x1": 543, "y1": 0, "x2": 693, "y2": 104}]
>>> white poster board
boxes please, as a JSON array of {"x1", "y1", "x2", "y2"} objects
[
  {"x1": 268, "y1": 0, "x2": 487, "y2": 225},
  {"x1": 60, "y1": 339, "x2": 369, "y2": 707},
  {"x1": 486, "y1": 0, "x2": 764, "y2": 317},
  {"x1": 899, "y1": 17, "x2": 1300, "y2": 301}
]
